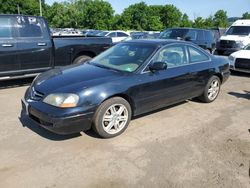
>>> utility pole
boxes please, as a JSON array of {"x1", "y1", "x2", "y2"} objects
[
  {"x1": 39, "y1": 0, "x2": 42, "y2": 16},
  {"x1": 17, "y1": 4, "x2": 20, "y2": 14}
]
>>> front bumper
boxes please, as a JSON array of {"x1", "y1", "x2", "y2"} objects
[{"x1": 21, "y1": 99, "x2": 94, "y2": 135}]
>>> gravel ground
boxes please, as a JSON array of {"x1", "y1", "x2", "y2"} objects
[{"x1": 0, "y1": 72, "x2": 249, "y2": 188}]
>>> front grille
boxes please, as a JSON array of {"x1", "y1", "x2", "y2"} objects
[
  {"x1": 30, "y1": 87, "x2": 44, "y2": 101},
  {"x1": 219, "y1": 40, "x2": 236, "y2": 48},
  {"x1": 235, "y1": 58, "x2": 250, "y2": 70}
]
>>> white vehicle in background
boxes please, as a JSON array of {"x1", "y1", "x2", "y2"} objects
[
  {"x1": 229, "y1": 44, "x2": 250, "y2": 73},
  {"x1": 216, "y1": 19, "x2": 250, "y2": 55},
  {"x1": 97, "y1": 30, "x2": 130, "y2": 43}
]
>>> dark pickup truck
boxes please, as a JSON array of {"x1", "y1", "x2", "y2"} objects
[{"x1": 0, "y1": 15, "x2": 112, "y2": 80}]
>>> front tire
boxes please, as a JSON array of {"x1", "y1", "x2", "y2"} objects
[
  {"x1": 199, "y1": 76, "x2": 221, "y2": 103},
  {"x1": 93, "y1": 97, "x2": 132, "y2": 138}
]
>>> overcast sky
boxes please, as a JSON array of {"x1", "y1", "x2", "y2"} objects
[{"x1": 46, "y1": 0, "x2": 250, "y2": 19}]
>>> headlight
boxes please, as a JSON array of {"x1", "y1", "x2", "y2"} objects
[
  {"x1": 43, "y1": 93, "x2": 79, "y2": 108},
  {"x1": 235, "y1": 41, "x2": 244, "y2": 48}
]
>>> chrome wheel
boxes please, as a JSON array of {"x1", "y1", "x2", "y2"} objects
[
  {"x1": 207, "y1": 79, "x2": 220, "y2": 101},
  {"x1": 102, "y1": 104, "x2": 128, "y2": 135}
]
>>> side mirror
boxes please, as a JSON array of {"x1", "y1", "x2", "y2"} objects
[{"x1": 149, "y1": 62, "x2": 167, "y2": 72}]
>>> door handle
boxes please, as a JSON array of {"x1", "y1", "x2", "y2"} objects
[
  {"x1": 37, "y1": 42, "x2": 47, "y2": 46},
  {"x1": 2, "y1": 44, "x2": 13, "y2": 47}
]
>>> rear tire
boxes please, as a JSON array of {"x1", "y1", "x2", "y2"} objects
[
  {"x1": 93, "y1": 97, "x2": 132, "y2": 138},
  {"x1": 73, "y1": 55, "x2": 92, "y2": 64},
  {"x1": 198, "y1": 76, "x2": 221, "y2": 103}
]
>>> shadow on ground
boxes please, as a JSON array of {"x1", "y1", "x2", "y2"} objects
[
  {"x1": 230, "y1": 71, "x2": 250, "y2": 78},
  {"x1": 0, "y1": 77, "x2": 34, "y2": 89},
  {"x1": 228, "y1": 91, "x2": 250, "y2": 100}
]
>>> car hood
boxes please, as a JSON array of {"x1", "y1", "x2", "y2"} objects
[
  {"x1": 33, "y1": 63, "x2": 124, "y2": 94},
  {"x1": 231, "y1": 50, "x2": 250, "y2": 59}
]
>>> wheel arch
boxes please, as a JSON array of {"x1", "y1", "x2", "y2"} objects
[
  {"x1": 104, "y1": 93, "x2": 136, "y2": 116},
  {"x1": 73, "y1": 51, "x2": 96, "y2": 62}
]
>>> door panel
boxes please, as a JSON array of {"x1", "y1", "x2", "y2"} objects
[
  {"x1": 132, "y1": 66, "x2": 193, "y2": 115},
  {"x1": 0, "y1": 17, "x2": 19, "y2": 73},
  {"x1": 15, "y1": 16, "x2": 52, "y2": 70}
]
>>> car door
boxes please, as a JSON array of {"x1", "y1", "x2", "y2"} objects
[
  {"x1": 15, "y1": 16, "x2": 52, "y2": 71},
  {"x1": 186, "y1": 45, "x2": 212, "y2": 96},
  {"x1": 132, "y1": 44, "x2": 196, "y2": 114},
  {"x1": 0, "y1": 16, "x2": 19, "y2": 75}
]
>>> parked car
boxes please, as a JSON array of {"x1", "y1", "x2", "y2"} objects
[
  {"x1": 159, "y1": 28, "x2": 216, "y2": 53},
  {"x1": 22, "y1": 39, "x2": 230, "y2": 138},
  {"x1": 228, "y1": 44, "x2": 250, "y2": 73},
  {"x1": 131, "y1": 32, "x2": 160, "y2": 39},
  {"x1": 97, "y1": 31, "x2": 130, "y2": 43},
  {"x1": 216, "y1": 19, "x2": 250, "y2": 55},
  {"x1": 0, "y1": 15, "x2": 112, "y2": 80}
]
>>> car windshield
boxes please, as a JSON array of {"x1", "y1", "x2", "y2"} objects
[
  {"x1": 89, "y1": 43, "x2": 156, "y2": 72},
  {"x1": 160, "y1": 29, "x2": 197, "y2": 40},
  {"x1": 226, "y1": 26, "x2": 250, "y2": 36}
]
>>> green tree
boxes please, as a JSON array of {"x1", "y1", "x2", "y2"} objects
[
  {"x1": 193, "y1": 17, "x2": 206, "y2": 28},
  {"x1": 180, "y1": 13, "x2": 192, "y2": 27},
  {"x1": 213, "y1": 10, "x2": 228, "y2": 27},
  {"x1": 204, "y1": 16, "x2": 214, "y2": 28},
  {"x1": 146, "y1": 5, "x2": 164, "y2": 30},
  {"x1": 160, "y1": 5, "x2": 182, "y2": 28},
  {"x1": 242, "y1": 12, "x2": 250, "y2": 19},
  {"x1": 118, "y1": 2, "x2": 148, "y2": 30},
  {"x1": 0, "y1": 0, "x2": 44, "y2": 15},
  {"x1": 76, "y1": 0, "x2": 114, "y2": 29}
]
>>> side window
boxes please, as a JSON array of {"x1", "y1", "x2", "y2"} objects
[
  {"x1": 197, "y1": 30, "x2": 204, "y2": 41},
  {"x1": 107, "y1": 32, "x2": 116, "y2": 37},
  {"x1": 0, "y1": 17, "x2": 13, "y2": 38},
  {"x1": 186, "y1": 30, "x2": 197, "y2": 40},
  {"x1": 117, "y1": 32, "x2": 128, "y2": 37},
  {"x1": 188, "y1": 46, "x2": 209, "y2": 63},
  {"x1": 16, "y1": 16, "x2": 42, "y2": 38},
  {"x1": 153, "y1": 45, "x2": 187, "y2": 68},
  {"x1": 205, "y1": 31, "x2": 214, "y2": 41},
  {"x1": 245, "y1": 45, "x2": 250, "y2": 50}
]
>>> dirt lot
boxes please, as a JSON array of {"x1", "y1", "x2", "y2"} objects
[{"x1": 0, "y1": 73, "x2": 249, "y2": 188}]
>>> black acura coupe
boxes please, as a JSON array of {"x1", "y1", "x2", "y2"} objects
[{"x1": 22, "y1": 40, "x2": 230, "y2": 138}]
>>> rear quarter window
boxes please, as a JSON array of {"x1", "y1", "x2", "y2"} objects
[
  {"x1": 188, "y1": 46, "x2": 210, "y2": 63},
  {"x1": 0, "y1": 17, "x2": 13, "y2": 38}
]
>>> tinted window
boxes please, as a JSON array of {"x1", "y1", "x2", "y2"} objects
[
  {"x1": 17, "y1": 16, "x2": 42, "y2": 37},
  {"x1": 0, "y1": 17, "x2": 13, "y2": 38},
  {"x1": 160, "y1": 29, "x2": 197, "y2": 40},
  {"x1": 226, "y1": 26, "x2": 250, "y2": 36},
  {"x1": 197, "y1": 30, "x2": 204, "y2": 40},
  {"x1": 117, "y1": 32, "x2": 128, "y2": 37},
  {"x1": 107, "y1": 32, "x2": 116, "y2": 37},
  {"x1": 205, "y1": 31, "x2": 214, "y2": 41},
  {"x1": 188, "y1": 46, "x2": 209, "y2": 63},
  {"x1": 154, "y1": 45, "x2": 187, "y2": 68},
  {"x1": 245, "y1": 45, "x2": 250, "y2": 50}
]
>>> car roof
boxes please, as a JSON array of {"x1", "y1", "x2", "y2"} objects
[
  {"x1": 164, "y1": 27, "x2": 212, "y2": 32},
  {"x1": 123, "y1": 39, "x2": 191, "y2": 47}
]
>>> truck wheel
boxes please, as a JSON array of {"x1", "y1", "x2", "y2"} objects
[
  {"x1": 198, "y1": 75, "x2": 221, "y2": 103},
  {"x1": 73, "y1": 55, "x2": 92, "y2": 64},
  {"x1": 93, "y1": 97, "x2": 132, "y2": 138}
]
